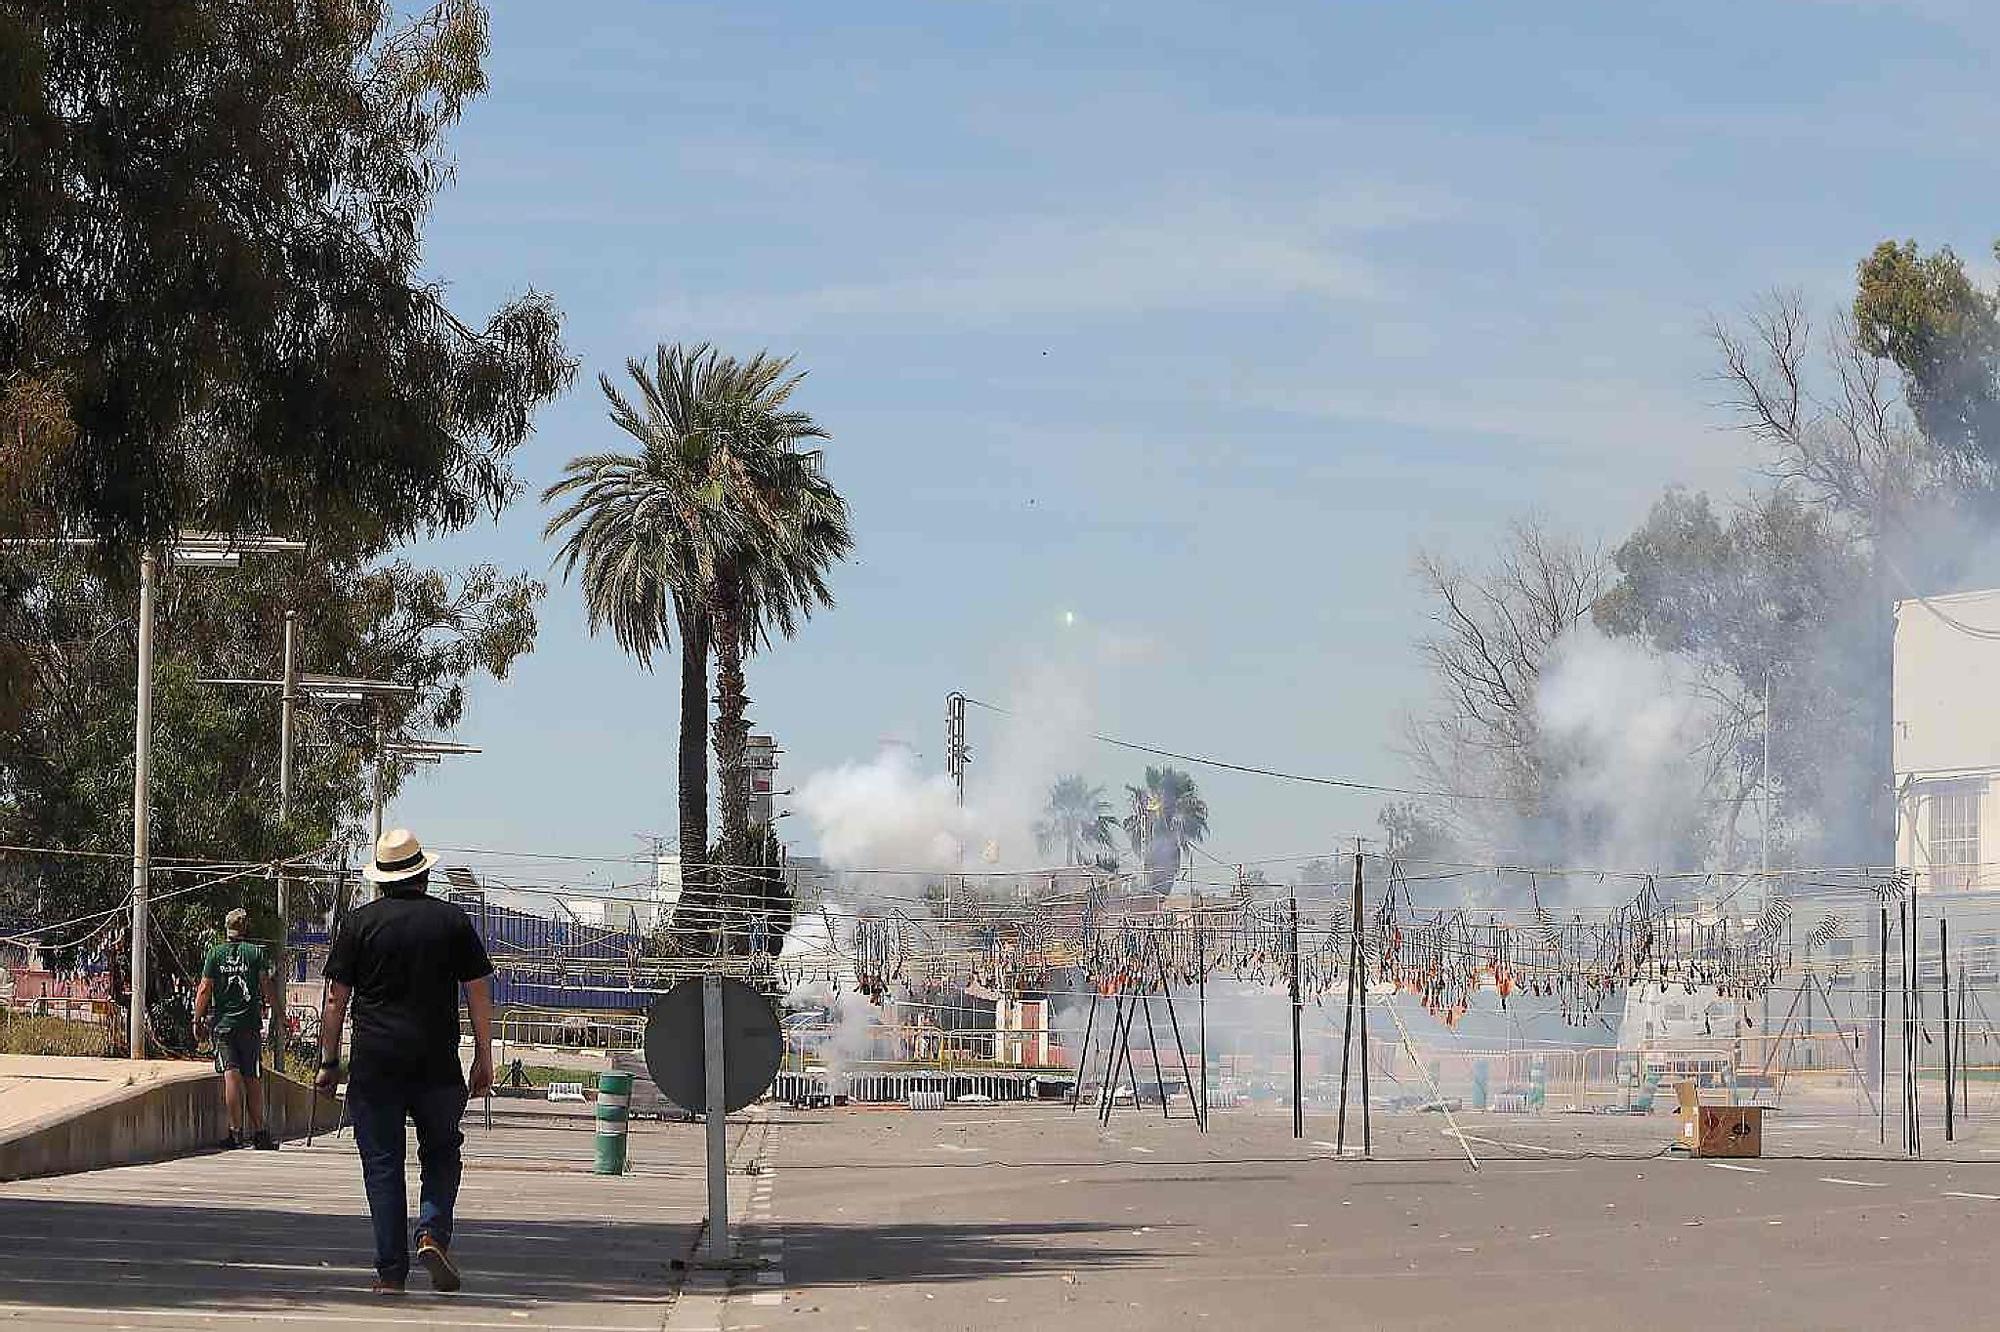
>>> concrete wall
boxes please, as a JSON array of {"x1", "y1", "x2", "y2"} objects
[{"x1": 0, "y1": 1068, "x2": 343, "y2": 1183}]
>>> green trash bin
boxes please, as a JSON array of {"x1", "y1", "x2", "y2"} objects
[{"x1": 594, "y1": 1071, "x2": 633, "y2": 1175}]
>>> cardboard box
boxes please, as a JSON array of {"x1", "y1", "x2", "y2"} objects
[{"x1": 1673, "y1": 1081, "x2": 1763, "y2": 1157}]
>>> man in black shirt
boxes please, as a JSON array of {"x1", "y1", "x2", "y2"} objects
[{"x1": 317, "y1": 829, "x2": 495, "y2": 1296}]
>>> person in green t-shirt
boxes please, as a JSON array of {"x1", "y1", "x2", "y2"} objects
[{"x1": 194, "y1": 907, "x2": 280, "y2": 1151}]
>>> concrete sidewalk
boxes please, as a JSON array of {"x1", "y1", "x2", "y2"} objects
[
  {"x1": 0, "y1": 1112, "x2": 743, "y2": 1329},
  {"x1": 0, "y1": 1056, "x2": 208, "y2": 1136}
]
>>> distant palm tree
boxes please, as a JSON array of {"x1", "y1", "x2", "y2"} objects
[
  {"x1": 542, "y1": 344, "x2": 850, "y2": 951},
  {"x1": 1034, "y1": 775, "x2": 1118, "y2": 866},
  {"x1": 1122, "y1": 765, "x2": 1209, "y2": 893}
]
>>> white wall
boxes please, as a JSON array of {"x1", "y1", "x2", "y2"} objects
[{"x1": 1894, "y1": 591, "x2": 2000, "y2": 892}]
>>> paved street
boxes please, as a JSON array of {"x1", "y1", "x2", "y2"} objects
[
  {"x1": 0, "y1": 1106, "x2": 760, "y2": 1330},
  {"x1": 734, "y1": 1105, "x2": 2000, "y2": 1331},
  {"x1": 6, "y1": 1100, "x2": 2000, "y2": 1330}
]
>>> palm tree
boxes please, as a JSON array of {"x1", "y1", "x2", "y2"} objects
[
  {"x1": 1034, "y1": 775, "x2": 1118, "y2": 865},
  {"x1": 696, "y1": 380, "x2": 852, "y2": 869},
  {"x1": 541, "y1": 344, "x2": 830, "y2": 949},
  {"x1": 1122, "y1": 765, "x2": 1209, "y2": 893}
]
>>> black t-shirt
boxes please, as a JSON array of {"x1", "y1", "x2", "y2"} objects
[{"x1": 324, "y1": 887, "x2": 494, "y2": 1086}]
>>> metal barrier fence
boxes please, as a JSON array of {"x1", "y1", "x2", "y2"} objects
[
  {"x1": 772, "y1": 1068, "x2": 1065, "y2": 1105},
  {"x1": 496, "y1": 1007, "x2": 646, "y2": 1058}
]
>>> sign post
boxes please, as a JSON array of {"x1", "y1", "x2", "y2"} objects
[
  {"x1": 643, "y1": 974, "x2": 782, "y2": 1268},
  {"x1": 702, "y1": 973, "x2": 729, "y2": 1262}
]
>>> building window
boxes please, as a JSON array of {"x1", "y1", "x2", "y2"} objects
[
  {"x1": 1928, "y1": 785, "x2": 1981, "y2": 891},
  {"x1": 1973, "y1": 935, "x2": 1999, "y2": 984}
]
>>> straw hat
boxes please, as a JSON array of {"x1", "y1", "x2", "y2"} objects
[{"x1": 362, "y1": 828, "x2": 439, "y2": 885}]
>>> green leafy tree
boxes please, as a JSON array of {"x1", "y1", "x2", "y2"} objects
[
  {"x1": 1122, "y1": 766, "x2": 1208, "y2": 893},
  {"x1": 0, "y1": 548, "x2": 541, "y2": 1023},
  {"x1": 0, "y1": 0, "x2": 573, "y2": 555},
  {"x1": 1034, "y1": 776, "x2": 1118, "y2": 866},
  {"x1": 1854, "y1": 241, "x2": 2000, "y2": 474},
  {"x1": 1595, "y1": 487, "x2": 1888, "y2": 868}
]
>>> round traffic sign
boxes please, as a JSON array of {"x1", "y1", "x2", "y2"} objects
[{"x1": 643, "y1": 976, "x2": 782, "y2": 1114}]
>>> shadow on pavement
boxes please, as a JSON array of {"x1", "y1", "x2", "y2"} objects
[
  {"x1": 0, "y1": 1195, "x2": 692, "y2": 1313},
  {"x1": 769, "y1": 1219, "x2": 1178, "y2": 1288}
]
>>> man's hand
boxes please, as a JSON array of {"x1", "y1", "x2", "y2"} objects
[
  {"x1": 314, "y1": 1060, "x2": 339, "y2": 1095},
  {"x1": 468, "y1": 1048, "x2": 494, "y2": 1099}
]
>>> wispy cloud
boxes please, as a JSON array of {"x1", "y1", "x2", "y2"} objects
[{"x1": 649, "y1": 185, "x2": 1448, "y2": 331}]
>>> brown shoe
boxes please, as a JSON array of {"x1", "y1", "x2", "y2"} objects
[
  {"x1": 415, "y1": 1234, "x2": 461, "y2": 1293},
  {"x1": 370, "y1": 1277, "x2": 405, "y2": 1296}
]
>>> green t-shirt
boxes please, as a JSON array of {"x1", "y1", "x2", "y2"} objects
[{"x1": 201, "y1": 941, "x2": 269, "y2": 1034}]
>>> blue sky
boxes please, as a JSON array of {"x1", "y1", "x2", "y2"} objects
[{"x1": 396, "y1": 0, "x2": 2000, "y2": 885}]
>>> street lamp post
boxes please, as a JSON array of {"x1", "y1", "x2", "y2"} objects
[
  {"x1": 5, "y1": 532, "x2": 305, "y2": 1060},
  {"x1": 130, "y1": 549, "x2": 158, "y2": 1064}
]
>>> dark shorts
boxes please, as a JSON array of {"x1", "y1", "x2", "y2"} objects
[{"x1": 212, "y1": 1025, "x2": 262, "y2": 1079}]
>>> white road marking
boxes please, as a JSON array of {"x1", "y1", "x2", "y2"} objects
[
  {"x1": 1708, "y1": 1163, "x2": 1766, "y2": 1173},
  {"x1": 1943, "y1": 1191, "x2": 2000, "y2": 1200},
  {"x1": 0, "y1": 1304, "x2": 661, "y2": 1330},
  {"x1": 751, "y1": 1292, "x2": 783, "y2": 1305},
  {"x1": 1819, "y1": 1177, "x2": 1886, "y2": 1188}
]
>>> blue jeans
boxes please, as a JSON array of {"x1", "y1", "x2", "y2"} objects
[{"x1": 346, "y1": 1079, "x2": 467, "y2": 1281}]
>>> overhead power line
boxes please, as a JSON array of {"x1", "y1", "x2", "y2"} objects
[{"x1": 955, "y1": 695, "x2": 1518, "y2": 803}]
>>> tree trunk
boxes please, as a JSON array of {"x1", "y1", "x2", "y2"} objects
[
  {"x1": 710, "y1": 573, "x2": 751, "y2": 951},
  {"x1": 675, "y1": 598, "x2": 711, "y2": 946}
]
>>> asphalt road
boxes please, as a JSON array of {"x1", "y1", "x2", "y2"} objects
[
  {"x1": 4, "y1": 1098, "x2": 1998, "y2": 1330},
  {"x1": 735, "y1": 1105, "x2": 2000, "y2": 1331}
]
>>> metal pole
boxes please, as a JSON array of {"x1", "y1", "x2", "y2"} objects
[
  {"x1": 701, "y1": 973, "x2": 730, "y2": 1262},
  {"x1": 128, "y1": 548, "x2": 158, "y2": 1061},
  {"x1": 1909, "y1": 897, "x2": 1921, "y2": 1157},
  {"x1": 372, "y1": 708, "x2": 385, "y2": 843},
  {"x1": 1878, "y1": 902, "x2": 1888, "y2": 1145},
  {"x1": 1289, "y1": 888, "x2": 1303, "y2": 1140},
  {"x1": 1960, "y1": 968, "x2": 1971, "y2": 1124},
  {"x1": 1071, "y1": 984, "x2": 1101, "y2": 1111},
  {"x1": 1139, "y1": 988, "x2": 1169, "y2": 1122},
  {"x1": 271, "y1": 610, "x2": 296, "y2": 1073},
  {"x1": 1097, "y1": 992, "x2": 1127, "y2": 1119},
  {"x1": 1357, "y1": 859, "x2": 1371, "y2": 1157},
  {"x1": 1336, "y1": 853, "x2": 1361, "y2": 1153},
  {"x1": 1194, "y1": 876, "x2": 1207, "y2": 1127},
  {"x1": 1943, "y1": 918, "x2": 1953, "y2": 1142},
  {"x1": 1151, "y1": 937, "x2": 1202, "y2": 1132},
  {"x1": 1761, "y1": 672, "x2": 1774, "y2": 1044}
]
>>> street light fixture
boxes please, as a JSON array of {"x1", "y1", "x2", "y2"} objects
[{"x1": 375, "y1": 736, "x2": 482, "y2": 841}]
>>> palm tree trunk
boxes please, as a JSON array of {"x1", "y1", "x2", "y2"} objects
[
  {"x1": 676, "y1": 599, "x2": 711, "y2": 940},
  {"x1": 711, "y1": 573, "x2": 751, "y2": 950}
]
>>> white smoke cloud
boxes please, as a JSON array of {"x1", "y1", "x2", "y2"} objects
[
  {"x1": 794, "y1": 748, "x2": 975, "y2": 872},
  {"x1": 1530, "y1": 622, "x2": 1718, "y2": 873},
  {"x1": 782, "y1": 975, "x2": 888, "y2": 1088},
  {"x1": 794, "y1": 621, "x2": 1146, "y2": 874}
]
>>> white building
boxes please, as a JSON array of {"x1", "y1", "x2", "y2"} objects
[
  {"x1": 653, "y1": 848, "x2": 683, "y2": 920},
  {"x1": 1893, "y1": 589, "x2": 2000, "y2": 894}
]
